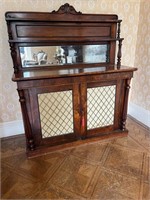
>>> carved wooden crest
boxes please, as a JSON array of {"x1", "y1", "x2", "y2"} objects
[{"x1": 52, "y1": 3, "x2": 82, "y2": 14}]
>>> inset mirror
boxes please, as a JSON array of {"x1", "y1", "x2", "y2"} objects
[{"x1": 20, "y1": 44, "x2": 109, "y2": 67}]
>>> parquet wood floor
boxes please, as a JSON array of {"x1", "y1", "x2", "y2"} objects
[{"x1": 1, "y1": 117, "x2": 150, "y2": 199}]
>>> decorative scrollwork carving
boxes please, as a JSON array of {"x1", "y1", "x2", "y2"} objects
[{"x1": 52, "y1": 3, "x2": 82, "y2": 15}]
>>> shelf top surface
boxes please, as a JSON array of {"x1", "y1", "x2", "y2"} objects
[{"x1": 12, "y1": 65, "x2": 137, "y2": 81}]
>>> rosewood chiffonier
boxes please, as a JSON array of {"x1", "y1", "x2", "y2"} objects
[{"x1": 5, "y1": 3, "x2": 137, "y2": 157}]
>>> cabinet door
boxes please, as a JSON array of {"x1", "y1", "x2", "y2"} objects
[
  {"x1": 81, "y1": 80, "x2": 122, "y2": 137},
  {"x1": 28, "y1": 84, "x2": 80, "y2": 147}
]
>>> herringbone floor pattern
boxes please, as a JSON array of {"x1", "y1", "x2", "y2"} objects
[{"x1": 1, "y1": 117, "x2": 150, "y2": 199}]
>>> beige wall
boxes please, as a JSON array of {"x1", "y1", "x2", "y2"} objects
[
  {"x1": 130, "y1": 0, "x2": 150, "y2": 110},
  {"x1": 0, "y1": 0, "x2": 148, "y2": 123}
]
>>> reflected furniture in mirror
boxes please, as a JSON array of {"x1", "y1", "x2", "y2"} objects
[
  {"x1": 23, "y1": 49, "x2": 48, "y2": 66},
  {"x1": 5, "y1": 3, "x2": 137, "y2": 157},
  {"x1": 20, "y1": 44, "x2": 109, "y2": 67}
]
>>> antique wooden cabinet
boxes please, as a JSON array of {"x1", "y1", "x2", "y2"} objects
[{"x1": 5, "y1": 3, "x2": 137, "y2": 157}]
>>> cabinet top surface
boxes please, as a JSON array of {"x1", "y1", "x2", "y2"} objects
[{"x1": 12, "y1": 65, "x2": 137, "y2": 81}]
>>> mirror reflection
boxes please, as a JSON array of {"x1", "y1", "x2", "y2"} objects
[{"x1": 20, "y1": 44, "x2": 109, "y2": 67}]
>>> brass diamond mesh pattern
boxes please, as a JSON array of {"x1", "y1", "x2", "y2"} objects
[
  {"x1": 87, "y1": 85, "x2": 116, "y2": 130},
  {"x1": 38, "y1": 91, "x2": 73, "y2": 138}
]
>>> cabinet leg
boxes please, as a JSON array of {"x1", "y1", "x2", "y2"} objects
[
  {"x1": 28, "y1": 139, "x2": 35, "y2": 151},
  {"x1": 121, "y1": 79, "x2": 131, "y2": 131}
]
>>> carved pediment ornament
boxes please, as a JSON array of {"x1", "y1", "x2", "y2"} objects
[{"x1": 52, "y1": 3, "x2": 82, "y2": 15}]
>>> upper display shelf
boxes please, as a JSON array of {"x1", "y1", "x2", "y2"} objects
[{"x1": 5, "y1": 3, "x2": 123, "y2": 73}]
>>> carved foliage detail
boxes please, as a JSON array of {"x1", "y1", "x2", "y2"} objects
[{"x1": 52, "y1": 3, "x2": 82, "y2": 15}]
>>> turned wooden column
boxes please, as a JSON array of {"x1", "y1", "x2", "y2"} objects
[
  {"x1": 117, "y1": 39, "x2": 123, "y2": 69},
  {"x1": 117, "y1": 21, "x2": 123, "y2": 69},
  {"x1": 17, "y1": 89, "x2": 35, "y2": 150},
  {"x1": 121, "y1": 79, "x2": 131, "y2": 130}
]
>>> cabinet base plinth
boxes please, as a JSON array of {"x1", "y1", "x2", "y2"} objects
[{"x1": 26, "y1": 130, "x2": 128, "y2": 158}]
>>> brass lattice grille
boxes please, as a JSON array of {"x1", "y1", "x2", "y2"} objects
[
  {"x1": 38, "y1": 90, "x2": 73, "y2": 138},
  {"x1": 87, "y1": 85, "x2": 116, "y2": 130}
]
